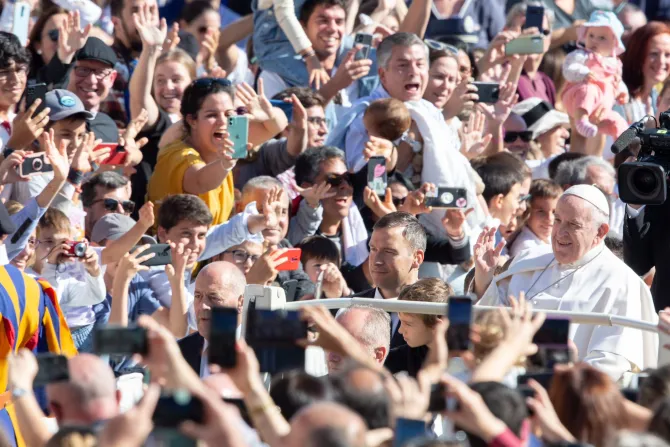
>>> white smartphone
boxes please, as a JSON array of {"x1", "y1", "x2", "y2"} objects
[{"x1": 12, "y1": 2, "x2": 30, "y2": 46}]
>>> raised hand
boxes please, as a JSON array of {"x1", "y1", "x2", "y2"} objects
[
  {"x1": 42, "y1": 129, "x2": 70, "y2": 182},
  {"x1": 70, "y1": 132, "x2": 100, "y2": 172},
  {"x1": 117, "y1": 244, "x2": 154, "y2": 280},
  {"x1": 200, "y1": 28, "x2": 220, "y2": 72},
  {"x1": 525, "y1": 378, "x2": 577, "y2": 443},
  {"x1": 363, "y1": 186, "x2": 396, "y2": 218},
  {"x1": 305, "y1": 54, "x2": 330, "y2": 90},
  {"x1": 7, "y1": 99, "x2": 50, "y2": 150},
  {"x1": 296, "y1": 181, "x2": 335, "y2": 209},
  {"x1": 398, "y1": 182, "x2": 436, "y2": 216},
  {"x1": 477, "y1": 82, "x2": 518, "y2": 124},
  {"x1": 330, "y1": 48, "x2": 372, "y2": 91},
  {"x1": 460, "y1": 110, "x2": 492, "y2": 159},
  {"x1": 57, "y1": 10, "x2": 92, "y2": 64},
  {"x1": 245, "y1": 248, "x2": 289, "y2": 286},
  {"x1": 236, "y1": 80, "x2": 274, "y2": 123},
  {"x1": 137, "y1": 201, "x2": 155, "y2": 230},
  {"x1": 442, "y1": 208, "x2": 473, "y2": 239},
  {"x1": 473, "y1": 226, "x2": 506, "y2": 296},
  {"x1": 0, "y1": 150, "x2": 29, "y2": 185},
  {"x1": 134, "y1": 3, "x2": 167, "y2": 48},
  {"x1": 166, "y1": 242, "x2": 192, "y2": 284},
  {"x1": 443, "y1": 78, "x2": 478, "y2": 120},
  {"x1": 363, "y1": 135, "x2": 395, "y2": 168},
  {"x1": 163, "y1": 22, "x2": 180, "y2": 53},
  {"x1": 320, "y1": 262, "x2": 350, "y2": 297},
  {"x1": 120, "y1": 109, "x2": 150, "y2": 166},
  {"x1": 260, "y1": 186, "x2": 284, "y2": 229}
]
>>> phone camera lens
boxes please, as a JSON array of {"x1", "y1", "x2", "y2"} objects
[{"x1": 32, "y1": 158, "x2": 43, "y2": 171}]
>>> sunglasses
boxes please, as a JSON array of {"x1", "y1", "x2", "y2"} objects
[
  {"x1": 193, "y1": 78, "x2": 232, "y2": 88},
  {"x1": 94, "y1": 198, "x2": 135, "y2": 214},
  {"x1": 424, "y1": 39, "x2": 459, "y2": 55},
  {"x1": 325, "y1": 173, "x2": 352, "y2": 188},
  {"x1": 197, "y1": 26, "x2": 210, "y2": 34},
  {"x1": 503, "y1": 130, "x2": 533, "y2": 143},
  {"x1": 47, "y1": 29, "x2": 59, "y2": 42},
  {"x1": 392, "y1": 196, "x2": 406, "y2": 207}
]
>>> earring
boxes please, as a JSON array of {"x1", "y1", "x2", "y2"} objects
[{"x1": 36, "y1": 49, "x2": 42, "y2": 55}]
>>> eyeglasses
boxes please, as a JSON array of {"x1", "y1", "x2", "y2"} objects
[
  {"x1": 424, "y1": 39, "x2": 459, "y2": 55},
  {"x1": 193, "y1": 78, "x2": 232, "y2": 89},
  {"x1": 503, "y1": 131, "x2": 533, "y2": 143},
  {"x1": 0, "y1": 64, "x2": 28, "y2": 80},
  {"x1": 325, "y1": 172, "x2": 352, "y2": 188},
  {"x1": 73, "y1": 66, "x2": 114, "y2": 80},
  {"x1": 307, "y1": 117, "x2": 329, "y2": 127},
  {"x1": 47, "y1": 29, "x2": 59, "y2": 42},
  {"x1": 519, "y1": 194, "x2": 532, "y2": 203},
  {"x1": 225, "y1": 249, "x2": 260, "y2": 264},
  {"x1": 392, "y1": 196, "x2": 406, "y2": 207},
  {"x1": 93, "y1": 198, "x2": 135, "y2": 214}
]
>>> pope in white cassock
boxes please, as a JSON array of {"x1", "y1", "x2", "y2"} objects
[{"x1": 472, "y1": 184, "x2": 658, "y2": 381}]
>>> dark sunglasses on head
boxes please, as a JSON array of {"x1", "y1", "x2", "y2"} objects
[
  {"x1": 193, "y1": 78, "x2": 232, "y2": 89},
  {"x1": 47, "y1": 29, "x2": 59, "y2": 42},
  {"x1": 424, "y1": 39, "x2": 459, "y2": 55},
  {"x1": 99, "y1": 198, "x2": 135, "y2": 213},
  {"x1": 325, "y1": 173, "x2": 352, "y2": 188},
  {"x1": 503, "y1": 130, "x2": 533, "y2": 143}
]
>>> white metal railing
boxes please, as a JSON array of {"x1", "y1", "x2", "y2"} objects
[{"x1": 283, "y1": 298, "x2": 660, "y2": 334}]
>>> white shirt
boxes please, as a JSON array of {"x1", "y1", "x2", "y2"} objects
[
  {"x1": 509, "y1": 226, "x2": 548, "y2": 258},
  {"x1": 374, "y1": 288, "x2": 399, "y2": 334}
]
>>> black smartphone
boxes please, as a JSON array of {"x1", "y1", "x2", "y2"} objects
[
  {"x1": 533, "y1": 318, "x2": 570, "y2": 348},
  {"x1": 427, "y1": 382, "x2": 459, "y2": 413},
  {"x1": 621, "y1": 388, "x2": 639, "y2": 403},
  {"x1": 472, "y1": 82, "x2": 500, "y2": 104},
  {"x1": 34, "y1": 353, "x2": 69, "y2": 387},
  {"x1": 354, "y1": 33, "x2": 373, "y2": 61},
  {"x1": 133, "y1": 244, "x2": 172, "y2": 267},
  {"x1": 153, "y1": 391, "x2": 204, "y2": 428},
  {"x1": 367, "y1": 156, "x2": 387, "y2": 197},
  {"x1": 246, "y1": 309, "x2": 307, "y2": 374},
  {"x1": 208, "y1": 306, "x2": 238, "y2": 368},
  {"x1": 518, "y1": 384, "x2": 536, "y2": 416},
  {"x1": 517, "y1": 371, "x2": 554, "y2": 390},
  {"x1": 523, "y1": 5, "x2": 545, "y2": 32},
  {"x1": 424, "y1": 187, "x2": 468, "y2": 209},
  {"x1": 446, "y1": 296, "x2": 473, "y2": 352},
  {"x1": 93, "y1": 325, "x2": 148, "y2": 356},
  {"x1": 270, "y1": 99, "x2": 293, "y2": 123},
  {"x1": 19, "y1": 153, "x2": 53, "y2": 177},
  {"x1": 25, "y1": 83, "x2": 47, "y2": 117}
]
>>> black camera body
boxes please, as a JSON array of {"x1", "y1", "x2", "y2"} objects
[{"x1": 616, "y1": 112, "x2": 670, "y2": 205}]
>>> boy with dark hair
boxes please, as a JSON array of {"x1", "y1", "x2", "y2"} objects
[
  {"x1": 298, "y1": 235, "x2": 351, "y2": 297},
  {"x1": 384, "y1": 277, "x2": 453, "y2": 377},
  {"x1": 0, "y1": 32, "x2": 32, "y2": 153},
  {"x1": 273, "y1": 87, "x2": 328, "y2": 148},
  {"x1": 474, "y1": 161, "x2": 524, "y2": 228}
]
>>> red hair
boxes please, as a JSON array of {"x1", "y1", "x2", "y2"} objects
[{"x1": 622, "y1": 21, "x2": 670, "y2": 97}]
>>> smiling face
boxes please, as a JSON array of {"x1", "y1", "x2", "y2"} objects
[
  {"x1": 0, "y1": 61, "x2": 28, "y2": 109},
  {"x1": 49, "y1": 119, "x2": 88, "y2": 157},
  {"x1": 36, "y1": 13, "x2": 67, "y2": 65},
  {"x1": 11, "y1": 230, "x2": 36, "y2": 271},
  {"x1": 379, "y1": 44, "x2": 429, "y2": 102},
  {"x1": 551, "y1": 195, "x2": 608, "y2": 264},
  {"x1": 537, "y1": 126, "x2": 569, "y2": 156},
  {"x1": 312, "y1": 158, "x2": 353, "y2": 221},
  {"x1": 158, "y1": 220, "x2": 208, "y2": 268},
  {"x1": 153, "y1": 61, "x2": 193, "y2": 115},
  {"x1": 186, "y1": 91, "x2": 235, "y2": 158},
  {"x1": 528, "y1": 196, "x2": 558, "y2": 242},
  {"x1": 644, "y1": 33, "x2": 670, "y2": 86},
  {"x1": 303, "y1": 4, "x2": 345, "y2": 57},
  {"x1": 424, "y1": 56, "x2": 459, "y2": 109},
  {"x1": 67, "y1": 60, "x2": 117, "y2": 112},
  {"x1": 184, "y1": 9, "x2": 221, "y2": 46}
]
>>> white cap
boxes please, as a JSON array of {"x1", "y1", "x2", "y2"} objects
[{"x1": 562, "y1": 184, "x2": 610, "y2": 216}]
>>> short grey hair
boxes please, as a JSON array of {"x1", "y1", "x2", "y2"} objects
[
  {"x1": 554, "y1": 156, "x2": 615, "y2": 188},
  {"x1": 336, "y1": 305, "x2": 391, "y2": 353},
  {"x1": 294, "y1": 146, "x2": 346, "y2": 186},
  {"x1": 377, "y1": 32, "x2": 429, "y2": 69},
  {"x1": 242, "y1": 175, "x2": 283, "y2": 193},
  {"x1": 505, "y1": 1, "x2": 556, "y2": 30}
]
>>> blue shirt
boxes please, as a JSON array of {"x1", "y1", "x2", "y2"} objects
[{"x1": 94, "y1": 273, "x2": 162, "y2": 326}]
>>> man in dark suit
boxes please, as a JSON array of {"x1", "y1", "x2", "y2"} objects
[
  {"x1": 178, "y1": 261, "x2": 246, "y2": 376},
  {"x1": 354, "y1": 212, "x2": 427, "y2": 349}
]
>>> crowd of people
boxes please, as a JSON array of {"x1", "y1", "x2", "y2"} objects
[{"x1": 0, "y1": 0, "x2": 669, "y2": 445}]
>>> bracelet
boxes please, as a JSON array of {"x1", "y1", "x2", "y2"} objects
[
  {"x1": 67, "y1": 168, "x2": 85, "y2": 185},
  {"x1": 248, "y1": 399, "x2": 280, "y2": 417},
  {"x1": 2, "y1": 147, "x2": 14, "y2": 158},
  {"x1": 301, "y1": 49, "x2": 316, "y2": 60}
]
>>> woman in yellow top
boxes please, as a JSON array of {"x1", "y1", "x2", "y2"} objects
[{"x1": 148, "y1": 78, "x2": 288, "y2": 225}]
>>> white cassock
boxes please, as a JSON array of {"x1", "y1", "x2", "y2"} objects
[{"x1": 479, "y1": 242, "x2": 658, "y2": 381}]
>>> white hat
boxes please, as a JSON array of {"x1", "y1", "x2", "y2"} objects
[
  {"x1": 562, "y1": 184, "x2": 610, "y2": 216},
  {"x1": 577, "y1": 10, "x2": 625, "y2": 56},
  {"x1": 512, "y1": 98, "x2": 570, "y2": 140}
]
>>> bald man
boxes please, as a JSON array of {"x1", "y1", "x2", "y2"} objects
[
  {"x1": 330, "y1": 366, "x2": 390, "y2": 430},
  {"x1": 178, "y1": 261, "x2": 247, "y2": 378},
  {"x1": 282, "y1": 402, "x2": 367, "y2": 447}
]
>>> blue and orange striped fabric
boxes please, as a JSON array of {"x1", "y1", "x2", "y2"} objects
[{"x1": 0, "y1": 266, "x2": 76, "y2": 447}]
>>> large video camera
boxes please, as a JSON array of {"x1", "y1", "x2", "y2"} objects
[{"x1": 614, "y1": 111, "x2": 670, "y2": 205}]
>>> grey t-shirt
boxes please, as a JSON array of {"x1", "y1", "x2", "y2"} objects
[{"x1": 233, "y1": 138, "x2": 297, "y2": 189}]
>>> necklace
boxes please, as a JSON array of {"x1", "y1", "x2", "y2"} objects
[{"x1": 524, "y1": 249, "x2": 604, "y2": 300}]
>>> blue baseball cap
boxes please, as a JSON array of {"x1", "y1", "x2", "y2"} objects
[{"x1": 45, "y1": 89, "x2": 94, "y2": 122}]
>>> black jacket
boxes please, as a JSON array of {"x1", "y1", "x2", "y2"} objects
[
  {"x1": 353, "y1": 288, "x2": 406, "y2": 349},
  {"x1": 277, "y1": 238, "x2": 315, "y2": 300},
  {"x1": 384, "y1": 344, "x2": 428, "y2": 377},
  {"x1": 177, "y1": 332, "x2": 205, "y2": 374},
  {"x1": 623, "y1": 204, "x2": 670, "y2": 310}
]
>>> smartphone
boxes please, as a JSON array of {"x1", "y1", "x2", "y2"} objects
[
  {"x1": 25, "y1": 83, "x2": 48, "y2": 117},
  {"x1": 427, "y1": 382, "x2": 459, "y2": 413},
  {"x1": 270, "y1": 99, "x2": 293, "y2": 123},
  {"x1": 314, "y1": 270, "x2": 324, "y2": 300},
  {"x1": 446, "y1": 296, "x2": 473, "y2": 352},
  {"x1": 228, "y1": 115, "x2": 249, "y2": 159},
  {"x1": 424, "y1": 187, "x2": 468, "y2": 209},
  {"x1": 19, "y1": 153, "x2": 53, "y2": 177},
  {"x1": 354, "y1": 33, "x2": 373, "y2": 61},
  {"x1": 98, "y1": 143, "x2": 128, "y2": 166},
  {"x1": 472, "y1": 82, "x2": 500, "y2": 104},
  {"x1": 517, "y1": 371, "x2": 554, "y2": 390},
  {"x1": 153, "y1": 390, "x2": 204, "y2": 428},
  {"x1": 208, "y1": 306, "x2": 238, "y2": 368},
  {"x1": 367, "y1": 156, "x2": 387, "y2": 197},
  {"x1": 11, "y1": 1, "x2": 30, "y2": 46},
  {"x1": 393, "y1": 417, "x2": 429, "y2": 447},
  {"x1": 93, "y1": 325, "x2": 148, "y2": 356},
  {"x1": 276, "y1": 248, "x2": 301, "y2": 271},
  {"x1": 518, "y1": 384, "x2": 536, "y2": 416},
  {"x1": 523, "y1": 5, "x2": 545, "y2": 32},
  {"x1": 132, "y1": 244, "x2": 172, "y2": 267},
  {"x1": 34, "y1": 354, "x2": 69, "y2": 387},
  {"x1": 505, "y1": 35, "x2": 545, "y2": 55},
  {"x1": 533, "y1": 318, "x2": 570, "y2": 348},
  {"x1": 282, "y1": 279, "x2": 299, "y2": 302},
  {"x1": 246, "y1": 309, "x2": 308, "y2": 345}
]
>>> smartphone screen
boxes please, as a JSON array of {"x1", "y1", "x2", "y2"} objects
[
  {"x1": 446, "y1": 296, "x2": 473, "y2": 351},
  {"x1": 269, "y1": 99, "x2": 293, "y2": 123},
  {"x1": 93, "y1": 325, "x2": 148, "y2": 355},
  {"x1": 393, "y1": 417, "x2": 429, "y2": 447},
  {"x1": 354, "y1": 33, "x2": 373, "y2": 61},
  {"x1": 367, "y1": 156, "x2": 387, "y2": 197},
  {"x1": 209, "y1": 307, "x2": 238, "y2": 368},
  {"x1": 532, "y1": 318, "x2": 569, "y2": 348},
  {"x1": 247, "y1": 309, "x2": 307, "y2": 345},
  {"x1": 25, "y1": 83, "x2": 47, "y2": 117},
  {"x1": 34, "y1": 354, "x2": 69, "y2": 387},
  {"x1": 153, "y1": 391, "x2": 204, "y2": 427},
  {"x1": 524, "y1": 5, "x2": 545, "y2": 32},
  {"x1": 472, "y1": 82, "x2": 500, "y2": 104},
  {"x1": 228, "y1": 116, "x2": 249, "y2": 159},
  {"x1": 425, "y1": 187, "x2": 468, "y2": 209}
]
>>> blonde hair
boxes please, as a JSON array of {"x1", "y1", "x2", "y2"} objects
[{"x1": 155, "y1": 49, "x2": 197, "y2": 84}]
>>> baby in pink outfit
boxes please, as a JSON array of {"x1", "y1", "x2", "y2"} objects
[{"x1": 561, "y1": 11, "x2": 629, "y2": 138}]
